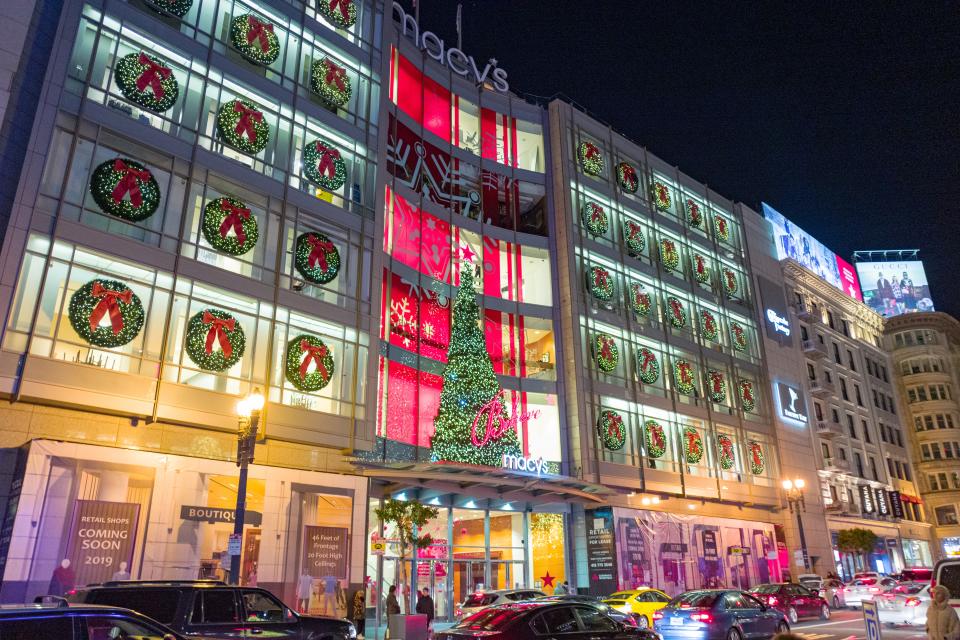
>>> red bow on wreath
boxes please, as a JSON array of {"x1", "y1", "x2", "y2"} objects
[
  {"x1": 720, "y1": 437, "x2": 734, "y2": 458},
  {"x1": 656, "y1": 183, "x2": 669, "y2": 202},
  {"x1": 324, "y1": 59, "x2": 347, "y2": 91},
  {"x1": 329, "y1": 0, "x2": 351, "y2": 20},
  {"x1": 695, "y1": 256, "x2": 706, "y2": 275},
  {"x1": 245, "y1": 16, "x2": 274, "y2": 53},
  {"x1": 741, "y1": 382, "x2": 754, "y2": 403},
  {"x1": 639, "y1": 350, "x2": 656, "y2": 374},
  {"x1": 607, "y1": 414, "x2": 623, "y2": 437},
  {"x1": 627, "y1": 222, "x2": 642, "y2": 241},
  {"x1": 299, "y1": 339, "x2": 330, "y2": 380},
  {"x1": 306, "y1": 234, "x2": 336, "y2": 271},
  {"x1": 711, "y1": 372, "x2": 724, "y2": 394},
  {"x1": 89, "y1": 282, "x2": 133, "y2": 335},
  {"x1": 202, "y1": 311, "x2": 236, "y2": 358},
  {"x1": 677, "y1": 362, "x2": 693, "y2": 385},
  {"x1": 685, "y1": 429, "x2": 700, "y2": 454},
  {"x1": 703, "y1": 313, "x2": 715, "y2": 332},
  {"x1": 622, "y1": 165, "x2": 637, "y2": 185},
  {"x1": 593, "y1": 269, "x2": 609, "y2": 288},
  {"x1": 599, "y1": 338, "x2": 614, "y2": 361},
  {"x1": 670, "y1": 298, "x2": 684, "y2": 320},
  {"x1": 135, "y1": 53, "x2": 171, "y2": 98},
  {"x1": 314, "y1": 142, "x2": 341, "y2": 178},
  {"x1": 590, "y1": 205, "x2": 604, "y2": 223},
  {"x1": 233, "y1": 102, "x2": 263, "y2": 142},
  {"x1": 583, "y1": 143, "x2": 599, "y2": 160},
  {"x1": 634, "y1": 289, "x2": 649, "y2": 307},
  {"x1": 110, "y1": 160, "x2": 152, "y2": 207},
  {"x1": 751, "y1": 444, "x2": 763, "y2": 466},
  {"x1": 218, "y1": 201, "x2": 251, "y2": 245}
]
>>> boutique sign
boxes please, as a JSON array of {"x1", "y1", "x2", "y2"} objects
[{"x1": 392, "y1": 2, "x2": 510, "y2": 92}]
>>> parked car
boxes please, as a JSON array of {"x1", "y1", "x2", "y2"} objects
[
  {"x1": 797, "y1": 575, "x2": 846, "y2": 609},
  {"x1": 602, "y1": 588, "x2": 672, "y2": 628},
  {"x1": 455, "y1": 588, "x2": 547, "y2": 619},
  {"x1": 538, "y1": 594, "x2": 641, "y2": 627},
  {"x1": 0, "y1": 597, "x2": 186, "y2": 640},
  {"x1": 653, "y1": 590, "x2": 789, "y2": 640},
  {"x1": 894, "y1": 568, "x2": 932, "y2": 583},
  {"x1": 66, "y1": 579, "x2": 356, "y2": 639},
  {"x1": 748, "y1": 583, "x2": 830, "y2": 623},
  {"x1": 933, "y1": 558, "x2": 960, "y2": 606},
  {"x1": 436, "y1": 600, "x2": 658, "y2": 639},
  {"x1": 875, "y1": 583, "x2": 931, "y2": 626},
  {"x1": 843, "y1": 577, "x2": 898, "y2": 608}
]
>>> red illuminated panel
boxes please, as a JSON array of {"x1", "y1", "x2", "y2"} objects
[
  {"x1": 391, "y1": 48, "x2": 423, "y2": 122},
  {"x1": 423, "y1": 73, "x2": 451, "y2": 142},
  {"x1": 835, "y1": 255, "x2": 863, "y2": 301},
  {"x1": 385, "y1": 270, "x2": 451, "y2": 362},
  {"x1": 379, "y1": 358, "x2": 442, "y2": 447}
]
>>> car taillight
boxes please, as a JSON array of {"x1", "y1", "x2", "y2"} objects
[
  {"x1": 841, "y1": 587, "x2": 850, "y2": 593},
  {"x1": 690, "y1": 613, "x2": 713, "y2": 623},
  {"x1": 455, "y1": 607, "x2": 463, "y2": 617},
  {"x1": 906, "y1": 597, "x2": 921, "y2": 607},
  {"x1": 767, "y1": 596, "x2": 779, "y2": 606},
  {"x1": 869, "y1": 587, "x2": 881, "y2": 593},
  {"x1": 653, "y1": 612, "x2": 664, "y2": 620}
]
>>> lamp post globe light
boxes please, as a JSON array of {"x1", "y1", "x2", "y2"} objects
[
  {"x1": 230, "y1": 388, "x2": 264, "y2": 585},
  {"x1": 782, "y1": 477, "x2": 809, "y2": 572}
]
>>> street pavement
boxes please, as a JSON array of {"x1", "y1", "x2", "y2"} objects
[{"x1": 792, "y1": 609, "x2": 925, "y2": 640}]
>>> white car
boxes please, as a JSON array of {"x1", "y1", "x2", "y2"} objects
[
  {"x1": 875, "y1": 583, "x2": 931, "y2": 626},
  {"x1": 454, "y1": 588, "x2": 547, "y2": 619},
  {"x1": 844, "y1": 577, "x2": 897, "y2": 608},
  {"x1": 933, "y1": 558, "x2": 960, "y2": 607},
  {"x1": 798, "y1": 575, "x2": 846, "y2": 608}
]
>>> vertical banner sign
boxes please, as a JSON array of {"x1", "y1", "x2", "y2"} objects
[
  {"x1": 702, "y1": 530, "x2": 719, "y2": 559},
  {"x1": 66, "y1": 500, "x2": 140, "y2": 586},
  {"x1": 889, "y1": 491, "x2": 904, "y2": 519},
  {"x1": 860, "y1": 486, "x2": 875, "y2": 514},
  {"x1": 302, "y1": 526, "x2": 348, "y2": 578},
  {"x1": 874, "y1": 489, "x2": 890, "y2": 516},
  {"x1": 585, "y1": 508, "x2": 619, "y2": 596}
]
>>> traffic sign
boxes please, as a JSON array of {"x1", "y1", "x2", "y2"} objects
[
  {"x1": 228, "y1": 533, "x2": 242, "y2": 556},
  {"x1": 862, "y1": 600, "x2": 882, "y2": 640}
]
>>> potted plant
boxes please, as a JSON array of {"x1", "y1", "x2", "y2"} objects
[{"x1": 375, "y1": 499, "x2": 439, "y2": 640}]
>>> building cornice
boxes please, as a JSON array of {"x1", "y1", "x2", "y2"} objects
[{"x1": 781, "y1": 259, "x2": 885, "y2": 333}]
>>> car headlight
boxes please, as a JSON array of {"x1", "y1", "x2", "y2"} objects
[{"x1": 347, "y1": 623, "x2": 357, "y2": 638}]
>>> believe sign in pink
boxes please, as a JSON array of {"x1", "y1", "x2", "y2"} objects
[{"x1": 470, "y1": 390, "x2": 540, "y2": 447}]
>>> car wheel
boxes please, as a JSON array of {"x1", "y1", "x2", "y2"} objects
[
  {"x1": 788, "y1": 607, "x2": 798, "y2": 624},
  {"x1": 727, "y1": 627, "x2": 742, "y2": 640},
  {"x1": 636, "y1": 615, "x2": 649, "y2": 629},
  {"x1": 777, "y1": 621, "x2": 790, "y2": 634},
  {"x1": 832, "y1": 596, "x2": 840, "y2": 609},
  {"x1": 821, "y1": 604, "x2": 831, "y2": 620}
]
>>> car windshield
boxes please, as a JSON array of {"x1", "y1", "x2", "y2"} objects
[
  {"x1": 891, "y1": 584, "x2": 926, "y2": 595},
  {"x1": 670, "y1": 592, "x2": 718, "y2": 608},
  {"x1": 852, "y1": 578, "x2": 877, "y2": 586},
  {"x1": 750, "y1": 585, "x2": 781, "y2": 594},
  {"x1": 456, "y1": 606, "x2": 528, "y2": 630},
  {"x1": 463, "y1": 593, "x2": 498, "y2": 607}
]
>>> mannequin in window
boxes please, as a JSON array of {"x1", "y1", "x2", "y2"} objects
[{"x1": 111, "y1": 561, "x2": 131, "y2": 581}]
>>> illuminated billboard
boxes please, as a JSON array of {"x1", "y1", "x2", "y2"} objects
[
  {"x1": 855, "y1": 260, "x2": 934, "y2": 318},
  {"x1": 762, "y1": 203, "x2": 863, "y2": 301}
]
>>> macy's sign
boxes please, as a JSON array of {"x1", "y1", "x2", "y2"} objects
[{"x1": 391, "y1": 2, "x2": 510, "y2": 93}]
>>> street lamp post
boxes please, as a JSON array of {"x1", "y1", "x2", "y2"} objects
[
  {"x1": 230, "y1": 388, "x2": 264, "y2": 586},
  {"x1": 782, "y1": 478, "x2": 808, "y2": 572}
]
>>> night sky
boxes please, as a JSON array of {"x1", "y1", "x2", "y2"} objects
[{"x1": 404, "y1": 1, "x2": 960, "y2": 317}]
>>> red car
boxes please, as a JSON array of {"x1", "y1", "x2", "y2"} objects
[{"x1": 748, "y1": 583, "x2": 830, "y2": 624}]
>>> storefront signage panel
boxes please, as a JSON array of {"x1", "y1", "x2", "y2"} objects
[
  {"x1": 65, "y1": 500, "x2": 140, "y2": 586},
  {"x1": 391, "y1": 2, "x2": 510, "y2": 92},
  {"x1": 302, "y1": 526, "x2": 349, "y2": 579},
  {"x1": 859, "y1": 486, "x2": 875, "y2": 513},
  {"x1": 585, "y1": 508, "x2": 619, "y2": 596},
  {"x1": 874, "y1": 489, "x2": 889, "y2": 516},
  {"x1": 180, "y1": 505, "x2": 263, "y2": 526},
  {"x1": 777, "y1": 382, "x2": 808, "y2": 424},
  {"x1": 758, "y1": 275, "x2": 794, "y2": 347},
  {"x1": 889, "y1": 491, "x2": 904, "y2": 519}
]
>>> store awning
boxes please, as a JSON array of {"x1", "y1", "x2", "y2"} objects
[{"x1": 352, "y1": 460, "x2": 615, "y2": 505}]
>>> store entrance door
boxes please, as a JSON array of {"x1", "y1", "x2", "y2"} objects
[
  {"x1": 416, "y1": 559, "x2": 450, "y2": 622},
  {"x1": 453, "y1": 560, "x2": 485, "y2": 608},
  {"x1": 490, "y1": 561, "x2": 525, "y2": 591}
]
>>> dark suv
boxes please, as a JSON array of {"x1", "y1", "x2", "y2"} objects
[
  {"x1": 67, "y1": 580, "x2": 356, "y2": 639},
  {"x1": 0, "y1": 598, "x2": 185, "y2": 639}
]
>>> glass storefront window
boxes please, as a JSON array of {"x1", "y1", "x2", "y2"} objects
[{"x1": 530, "y1": 514, "x2": 566, "y2": 594}]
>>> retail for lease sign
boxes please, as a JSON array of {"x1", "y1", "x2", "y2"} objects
[{"x1": 66, "y1": 500, "x2": 140, "y2": 586}]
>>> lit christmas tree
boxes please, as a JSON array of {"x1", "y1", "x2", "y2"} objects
[{"x1": 431, "y1": 267, "x2": 522, "y2": 466}]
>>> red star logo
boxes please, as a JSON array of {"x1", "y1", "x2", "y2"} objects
[
  {"x1": 540, "y1": 571, "x2": 555, "y2": 588},
  {"x1": 460, "y1": 243, "x2": 477, "y2": 263}
]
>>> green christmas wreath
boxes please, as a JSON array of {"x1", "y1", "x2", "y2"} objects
[
  {"x1": 285, "y1": 334, "x2": 335, "y2": 392},
  {"x1": 722, "y1": 268, "x2": 739, "y2": 296},
  {"x1": 311, "y1": 57, "x2": 352, "y2": 107},
  {"x1": 731, "y1": 322, "x2": 748, "y2": 352},
  {"x1": 594, "y1": 333, "x2": 619, "y2": 373},
  {"x1": 666, "y1": 296, "x2": 686, "y2": 329},
  {"x1": 143, "y1": 0, "x2": 192, "y2": 17},
  {"x1": 683, "y1": 426, "x2": 704, "y2": 464},
  {"x1": 577, "y1": 141, "x2": 604, "y2": 176},
  {"x1": 202, "y1": 197, "x2": 258, "y2": 256},
  {"x1": 616, "y1": 162, "x2": 639, "y2": 193},
  {"x1": 714, "y1": 214, "x2": 731, "y2": 242},
  {"x1": 217, "y1": 99, "x2": 270, "y2": 154},
  {"x1": 587, "y1": 266, "x2": 614, "y2": 301},
  {"x1": 749, "y1": 441, "x2": 765, "y2": 474},
  {"x1": 692, "y1": 253, "x2": 710, "y2": 284},
  {"x1": 623, "y1": 220, "x2": 645, "y2": 257},
  {"x1": 581, "y1": 201, "x2": 608, "y2": 237},
  {"x1": 295, "y1": 232, "x2": 340, "y2": 284},
  {"x1": 707, "y1": 369, "x2": 727, "y2": 404},
  {"x1": 636, "y1": 347, "x2": 660, "y2": 384},
  {"x1": 686, "y1": 198, "x2": 704, "y2": 229},
  {"x1": 115, "y1": 52, "x2": 178, "y2": 112},
  {"x1": 700, "y1": 310, "x2": 718, "y2": 341},
  {"x1": 644, "y1": 420, "x2": 667, "y2": 458},
  {"x1": 739, "y1": 380, "x2": 756, "y2": 413},
  {"x1": 717, "y1": 434, "x2": 735, "y2": 470},
  {"x1": 231, "y1": 14, "x2": 281, "y2": 66},
  {"x1": 318, "y1": 0, "x2": 357, "y2": 29},
  {"x1": 630, "y1": 283, "x2": 652, "y2": 317},
  {"x1": 89, "y1": 158, "x2": 161, "y2": 222},
  {"x1": 674, "y1": 358, "x2": 696, "y2": 396},
  {"x1": 597, "y1": 409, "x2": 626, "y2": 451},
  {"x1": 651, "y1": 180, "x2": 671, "y2": 211},
  {"x1": 68, "y1": 279, "x2": 145, "y2": 348},
  {"x1": 659, "y1": 238, "x2": 680, "y2": 272},
  {"x1": 185, "y1": 308, "x2": 245, "y2": 372},
  {"x1": 303, "y1": 139, "x2": 347, "y2": 191}
]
